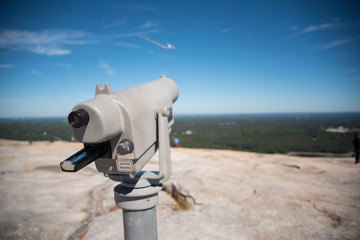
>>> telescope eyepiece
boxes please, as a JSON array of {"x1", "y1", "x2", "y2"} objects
[{"x1": 68, "y1": 109, "x2": 90, "y2": 128}]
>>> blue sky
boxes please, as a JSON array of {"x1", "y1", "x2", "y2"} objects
[{"x1": 0, "y1": 0, "x2": 359, "y2": 117}]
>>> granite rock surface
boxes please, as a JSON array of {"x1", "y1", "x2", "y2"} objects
[{"x1": 0, "y1": 139, "x2": 359, "y2": 240}]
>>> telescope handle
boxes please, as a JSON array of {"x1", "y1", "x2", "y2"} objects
[{"x1": 60, "y1": 144, "x2": 107, "y2": 172}]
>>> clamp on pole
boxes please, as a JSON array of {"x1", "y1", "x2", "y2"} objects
[
  {"x1": 113, "y1": 106, "x2": 172, "y2": 240},
  {"x1": 109, "y1": 105, "x2": 172, "y2": 183},
  {"x1": 114, "y1": 105, "x2": 172, "y2": 209},
  {"x1": 149, "y1": 106, "x2": 172, "y2": 183}
]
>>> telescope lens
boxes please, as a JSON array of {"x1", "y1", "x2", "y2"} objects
[{"x1": 68, "y1": 109, "x2": 90, "y2": 128}]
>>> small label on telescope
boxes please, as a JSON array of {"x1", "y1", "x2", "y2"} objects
[
  {"x1": 116, "y1": 160, "x2": 133, "y2": 171},
  {"x1": 168, "y1": 107, "x2": 173, "y2": 122}
]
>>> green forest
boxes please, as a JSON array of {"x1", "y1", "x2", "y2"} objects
[
  {"x1": 169, "y1": 113, "x2": 360, "y2": 155},
  {"x1": 0, "y1": 113, "x2": 359, "y2": 155},
  {"x1": 0, "y1": 118, "x2": 72, "y2": 142}
]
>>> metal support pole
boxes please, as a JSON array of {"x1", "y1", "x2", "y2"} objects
[
  {"x1": 114, "y1": 177, "x2": 163, "y2": 240},
  {"x1": 123, "y1": 207, "x2": 158, "y2": 240}
]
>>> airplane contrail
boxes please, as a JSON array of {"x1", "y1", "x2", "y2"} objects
[{"x1": 138, "y1": 34, "x2": 175, "y2": 50}]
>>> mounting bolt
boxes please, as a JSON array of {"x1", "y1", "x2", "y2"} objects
[{"x1": 117, "y1": 140, "x2": 134, "y2": 155}]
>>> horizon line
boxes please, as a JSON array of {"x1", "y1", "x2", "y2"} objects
[{"x1": 1, "y1": 111, "x2": 360, "y2": 119}]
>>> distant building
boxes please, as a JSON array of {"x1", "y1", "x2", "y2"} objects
[{"x1": 326, "y1": 126, "x2": 360, "y2": 133}]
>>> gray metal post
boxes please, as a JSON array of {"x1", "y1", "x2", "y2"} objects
[
  {"x1": 114, "y1": 177, "x2": 163, "y2": 240},
  {"x1": 123, "y1": 207, "x2": 158, "y2": 240}
]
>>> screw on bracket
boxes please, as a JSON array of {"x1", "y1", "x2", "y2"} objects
[{"x1": 117, "y1": 139, "x2": 134, "y2": 155}]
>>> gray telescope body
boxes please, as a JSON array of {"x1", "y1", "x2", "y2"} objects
[
  {"x1": 61, "y1": 76, "x2": 178, "y2": 240},
  {"x1": 65, "y1": 76, "x2": 178, "y2": 177}
]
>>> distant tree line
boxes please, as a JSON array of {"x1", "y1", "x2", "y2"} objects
[
  {"x1": 169, "y1": 113, "x2": 360, "y2": 155},
  {"x1": 0, "y1": 118, "x2": 73, "y2": 142},
  {"x1": 0, "y1": 113, "x2": 359, "y2": 154}
]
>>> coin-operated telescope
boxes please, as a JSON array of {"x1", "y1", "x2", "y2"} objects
[{"x1": 60, "y1": 76, "x2": 178, "y2": 240}]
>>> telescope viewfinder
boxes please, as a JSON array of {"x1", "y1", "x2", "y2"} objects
[{"x1": 68, "y1": 109, "x2": 90, "y2": 128}]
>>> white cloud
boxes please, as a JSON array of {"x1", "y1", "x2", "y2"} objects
[
  {"x1": 99, "y1": 59, "x2": 114, "y2": 76},
  {"x1": 55, "y1": 63, "x2": 72, "y2": 67},
  {"x1": 349, "y1": 67, "x2": 359, "y2": 72},
  {"x1": 105, "y1": 18, "x2": 127, "y2": 28},
  {"x1": 222, "y1": 28, "x2": 233, "y2": 33},
  {"x1": 30, "y1": 70, "x2": 45, "y2": 77},
  {"x1": 303, "y1": 23, "x2": 332, "y2": 33},
  {"x1": 317, "y1": 38, "x2": 352, "y2": 50},
  {"x1": 141, "y1": 20, "x2": 157, "y2": 29},
  {"x1": 115, "y1": 42, "x2": 142, "y2": 49},
  {"x1": 32, "y1": 45, "x2": 71, "y2": 55},
  {"x1": 0, "y1": 29, "x2": 89, "y2": 56},
  {"x1": 115, "y1": 42, "x2": 154, "y2": 55},
  {"x1": 112, "y1": 32, "x2": 141, "y2": 38},
  {"x1": 0, "y1": 64, "x2": 15, "y2": 68},
  {"x1": 120, "y1": 3, "x2": 158, "y2": 13},
  {"x1": 288, "y1": 20, "x2": 348, "y2": 38},
  {"x1": 316, "y1": 35, "x2": 359, "y2": 50},
  {"x1": 300, "y1": 21, "x2": 345, "y2": 34},
  {"x1": 112, "y1": 29, "x2": 159, "y2": 39}
]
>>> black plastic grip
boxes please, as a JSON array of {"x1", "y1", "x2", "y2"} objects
[{"x1": 60, "y1": 144, "x2": 107, "y2": 172}]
